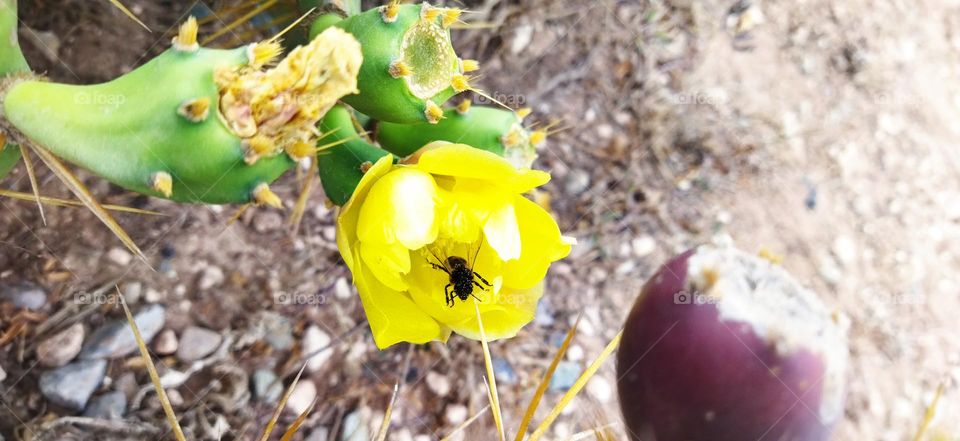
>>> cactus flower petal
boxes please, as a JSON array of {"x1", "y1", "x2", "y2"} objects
[{"x1": 336, "y1": 144, "x2": 570, "y2": 349}]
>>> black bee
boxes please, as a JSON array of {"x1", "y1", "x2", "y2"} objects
[{"x1": 429, "y1": 247, "x2": 492, "y2": 307}]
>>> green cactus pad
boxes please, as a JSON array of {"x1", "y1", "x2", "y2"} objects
[
  {"x1": 3, "y1": 47, "x2": 295, "y2": 204},
  {"x1": 316, "y1": 105, "x2": 389, "y2": 206},
  {"x1": 310, "y1": 4, "x2": 462, "y2": 124},
  {"x1": 376, "y1": 104, "x2": 540, "y2": 169}
]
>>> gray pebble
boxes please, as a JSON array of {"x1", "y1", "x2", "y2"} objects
[
  {"x1": 1, "y1": 282, "x2": 47, "y2": 310},
  {"x1": 492, "y1": 357, "x2": 518, "y2": 385},
  {"x1": 340, "y1": 407, "x2": 369, "y2": 441},
  {"x1": 259, "y1": 312, "x2": 294, "y2": 351},
  {"x1": 0, "y1": 364, "x2": 6, "y2": 383},
  {"x1": 305, "y1": 426, "x2": 329, "y2": 441},
  {"x1": 82, "y1": 391, "x2": 127, "y2": 420},
  {"x1": 80, "y1": 304, "x2": 166, "y2": 360},
  {"x1": 37, "y1": 323, "x2": 85, "y2": 367},
  {"x1": 251, "y1": 369, "x2": 283, "y2": 404},
  {"x1": 548, "y1": 361, "x2": 582, "y2": 392},
  {"x1": 176, "y1": 326, "x2": 222, "y2": 362},
  {"x1": 39, "y1": 359, "x2": 107, "y2": 411}
]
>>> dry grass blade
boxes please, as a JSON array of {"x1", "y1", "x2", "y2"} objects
[
  {"x1": 18, "y1": 145, "x2": 45, "y2": 225},
  {"x1": 288, "y1": 158, "x2": 316, "y2": 235},
  {"x1": 268, "y1": 7, "x2": 316, "y2": 43},
  {"x1": 375, "y1": 383, "x2": 400, "y2": 441},
  {"x1": 258, "y1": 362, "x2": 309, "y2": 441},
  {"x1": 912, "y1": 383, "x2": 945, "y2": 441},
  {"x1": 514, "y1": 314, "x2": 581, "y2": 441},
  {"x1": 117, "y1": 288, "x2": 186, "y2": 441},
  {"x1": 279, "y1": 398, "x2": 316, "y2": 441},
  {"x1": 30, "y1": 144, "x2": 149, "y2": 267},
  {"x1": 528, "y1": 331, "x2": 623, "y2": 441},
  {"x1": 106, "y1": 0, "x2": 149, "y2": 30},
  {"x1": 569, "y1": 422, "x2": 620, "y2": 440},
  {"x1": 201, "y1": 0, "x2": 279, "y2": 45},
  {"x1": 0, "y1": 189, "x2": 164, "y2": 215},
  {"x1": 474, "y1": 300, "x2": 505, "y2": 441},
  {"x1": 441, "y1": 405, "x2": 490, "y2": 441}
]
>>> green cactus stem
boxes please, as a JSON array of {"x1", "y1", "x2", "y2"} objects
[
  {"x1": 2, "y1": 20, "x2": 362, "y2": 206},
  {"x1": 0, "y1": 0, "x2": 28, "y2": 182},
  {"x1": 376, "y1": 101, "x2": 545, "y2": 169},
  {"x1": 316, "y1": 105, "x2": 389, "y2": 206},
  {"x1": 0, "y1": 140, "x2": 18, "y2": 180},
  {"x1": 309, "y1": 3, "x2": 474, "y2": 124}
]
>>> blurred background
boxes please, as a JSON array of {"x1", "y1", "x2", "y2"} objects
[{"x1": 1, "y1": 0, "x2": 958, "y2": 439}]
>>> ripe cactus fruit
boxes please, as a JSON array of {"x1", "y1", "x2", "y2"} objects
[
  {"x1": 377, "y1": 102, "x2": 545, "y2": 168},
  {"x1": 1, "y1": 22, "x2": 361, "y2": 205},
  {"x1": 309, "y1": 3, "x2": 468, "y2": 124},
  {"x1": 617, "y1": 245, "x2": 850, "y2": 441},
  {"x1": 316, "y1": 105, "x2": 389, "y2": 205}
]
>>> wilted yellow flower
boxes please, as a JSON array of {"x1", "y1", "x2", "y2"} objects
[{"x1": 337, "y1": 143, "x2": 572, "y2": 349}]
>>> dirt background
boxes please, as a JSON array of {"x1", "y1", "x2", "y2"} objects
[{"x1": 1, "y1": 0, "x2": 959, "y2": 440}]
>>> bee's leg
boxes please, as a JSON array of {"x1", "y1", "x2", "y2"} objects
[
  {"x1": 469, "y1": 292, "x2": 483, "y2": 303},
  {"x1": 445, "y1": 284, "x2": 454, "y2": 307},
  {"x1": 473, "y1": 280, "x2": 487, "y2": 291},
  {"x1": 473, "y1": 272, "x2": 493, "y2": 287},
  {"x1": 431, "y1": 261, "x2": 450, "y2": 274}
]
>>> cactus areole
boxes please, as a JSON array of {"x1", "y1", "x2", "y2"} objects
[{"x1": 616, "y1": 245, "x2": 849, "y2": 441}]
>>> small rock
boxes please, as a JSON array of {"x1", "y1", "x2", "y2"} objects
[
  {"x1": 254, "y1": 211, "x2": 284, "y2": 233},
  {"x1": 341, "y1": 407, "x2": 370, "y2": 441},
  {"x1": 492, "y1": 358, "x2": 518, "y2": 385},
  {"x1": 586, "y1": 376, "x2": 613, "y2": 403},
  {"x1": 335, "y1": 277, "x2": 352, "y2": 299},
  {"x1": 426, "y1": 371, "x2": 450, "y2": 397},
  {"x1": 565, "y1": 170, "x2": 591, "y2": 196},
  {"x1": 1, "y1": 282, "x2": 47, "y2": 310},
  {"x1": 83, "y1": 391, "x2": 127, "y2": 420},
  {"x1": 176, "y1": 326, "x2": 222, "y2": 362},
  {"x1": 303, "y1": 325, "x2": 332, "y2": 372},
  {"x1": 305, "y1": 427, "x2": 329, "y2": 441},
  {"x1": 152, "y1": 329, "x2": 179, "y2": 356},
  {"x1": 37, "y1": 323, "x2": 85, "y2": 367},
  {"x1": 0, "y1": 364, "x2": 6, "y2": 382},
  {"x1": 107, "y1": 247, "x2": 133, "y2": 266},
  {"x1": 510, "y1": 23, "x2": 533, "y2": 54},
  {"x1": 251, "y1": 369, "x2": 283, "y2": 404},
  {"x1": 631, "y1": 236, "x2": 656, "y2": 257},
  {"x1": 286, "y1": 380, "x2": 317, "y2": 416},
  {"x1": 39, "y1": 359, "x2": 107, "y2": 411},
  {"x1": 80, "y1": 304, "x2": 166, "y2": 360},
  {"x1": 444, "y1": 404, "x2": 468, "y2": 425},
  {"x1": 198, "y1": 266, "x2": 225, "y2": 290},
  {"x1": 122, "y1": 282, "x2": 143, "y2": 305},
  {"x1": 566, "y1": 345, "x2": 585, "y2": 362},
  {"x1": 260, "y1": 312, "x2": 294, "y2": 351},
  {"x1": 832, "y1": 235, "x2": 858, "y2": 267},
  {"x1": 534, "y1": 300, "x2": 555, "y2": 327},
  {"x1": 549, "y1": 362, "x2": 581, "y2": 392},
  {"x1": 206, "y1": 415, "x2": 231, "y2": 440}
]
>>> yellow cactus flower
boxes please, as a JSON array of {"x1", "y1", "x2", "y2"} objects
[{"x1": 337, "y1": 143, "x2": 572, "y2": 349}]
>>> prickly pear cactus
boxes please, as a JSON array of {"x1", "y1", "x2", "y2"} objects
[
  {"x1": 376, "y1": 101, "x2": 545, "y2": 169},
  {"x1": 310, "y1": 3, "x2": 476, "y2": 124},
  {"x1": 316, "y1": 105, "x2": 389, "y2": 205},
  {"x1": 2, "y1": 20, "x2": 362, "y2": 205}
]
